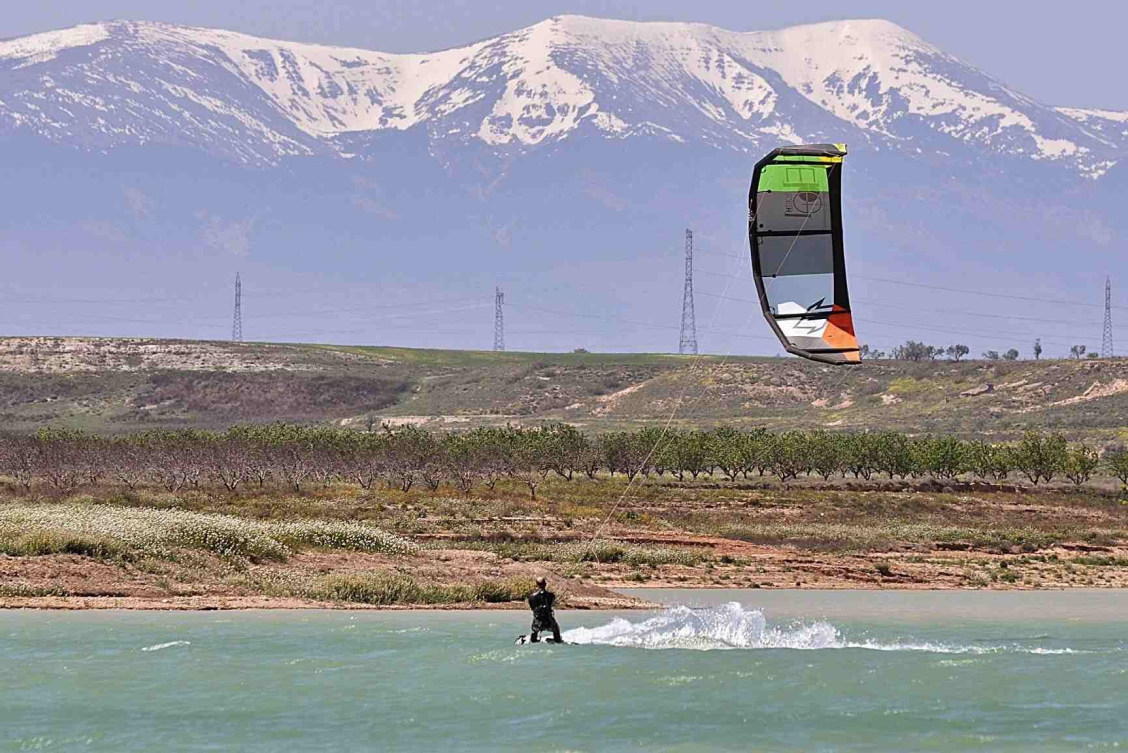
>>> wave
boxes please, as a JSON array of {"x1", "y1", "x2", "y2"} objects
[
  {"x1": 141, "y1": 640, "x2": 191, "y2": 652},
  {"x1": 562, "y1": 603, "x2": 1082, "y2": 654}
]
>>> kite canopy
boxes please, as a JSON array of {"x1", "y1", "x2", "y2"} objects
[{"x1": 748, "y1": 143, "x2": 860, "y2": 365}]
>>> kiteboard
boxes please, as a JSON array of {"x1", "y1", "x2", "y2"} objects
[{"x1": 514, "y1": 635, "x2": 570, "y2": 645}]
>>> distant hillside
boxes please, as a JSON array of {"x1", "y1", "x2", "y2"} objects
[{"x1": 2, "y1": 337, "x2": 1128, "y2": 439}]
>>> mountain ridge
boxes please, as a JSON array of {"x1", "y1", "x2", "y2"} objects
[{"x1": 1, "y1": 16, "x2": 1123, "y2": 171}]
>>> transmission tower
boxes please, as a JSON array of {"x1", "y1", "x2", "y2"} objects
[
  {"x1": 1102, "y1": 276, "x2": 1114, "y2": 358},
  {"x1": 679, "y1": 228, "x2": 698, "y2": 355},
  {"x1": 493, "y1": 286, "x2": 505, "y2": 352},
  {"x1": 231, "y1": 272, "x2": 243, "y2": 343}
]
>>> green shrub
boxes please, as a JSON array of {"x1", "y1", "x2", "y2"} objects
[
  {"x1": 1104, "y1": 446, "x2": 1128, "y2": 485},
  {"x1": 1063, "y1": 445, "x2": 1100, "y2": 486},
  {"x1": 0, "y1": 582, "x2": 69, "y2": 598},
  {"x1": 1014, "y1": 432, "x2": 1067, "y2": 485},
  {"x1": 257, "y1": 572, "x2": 529, "y2": 606},
  {"x1": 0, "y1": 529, "x2": 124, "y2": 559}
]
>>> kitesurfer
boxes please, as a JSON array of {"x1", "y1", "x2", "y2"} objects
[{"x1": 527, "y1": 576, "x2": 563, "y2": 643}]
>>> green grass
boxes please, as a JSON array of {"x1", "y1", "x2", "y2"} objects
[
  {"x1": 249, "y1": 571, "x2": 533, "y2": 606},
  {"x1": 440, "y1": 538, "x2": 708, "y2": 567},
  {"x1": 7, "y1": 336, "x2": 1128, "y2": 437},
  {"x1": 0, "y1": 529, "x2": 126, "y2": 560},
  {"x1": 0, "y1": 583, "x2": 70, "y2": 598},
  {"x1": 1073, "y1": 555, "x2": 1128, "y2": 567},
  {"x1": 716, "y1": 522, "x2": 1070, "y2": 554},
  {"x1": 322, "y1": 345, "x2": 738, "y2": 369}
]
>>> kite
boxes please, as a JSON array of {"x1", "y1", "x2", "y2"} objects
[{"x1": 748, "y1": 143, "x2": 861, "y2": 364}]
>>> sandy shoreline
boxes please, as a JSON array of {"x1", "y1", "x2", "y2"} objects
[{"x1": 0, "y1": 593, "x2": 653, "y2": 611}]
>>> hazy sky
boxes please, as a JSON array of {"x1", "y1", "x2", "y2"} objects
[{"x1": 6, "y1": 0, "x2": 1127, "y2": 110}]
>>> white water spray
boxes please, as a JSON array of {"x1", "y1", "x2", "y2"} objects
[
  {"x1": 140, "y1": 640, "x2": 191, "y2": 652},
  {"x1": 563, "y1": 603, "x2": 1083, "y2": 654}
]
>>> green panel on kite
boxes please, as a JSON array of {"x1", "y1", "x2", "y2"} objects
[{"x1": 757, "y1": 164, "x2": 830, "y2": 193}]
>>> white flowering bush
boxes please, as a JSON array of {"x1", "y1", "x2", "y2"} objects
[
  {"x1": 0, "y1": 504, "x2": 417, "y2": 562},
  {"x1": 0, "y1": 504, "x2": 287, "y2": 561},
  {"x1": 268, "y1": 519, "x2": 419, "y2": 556}
]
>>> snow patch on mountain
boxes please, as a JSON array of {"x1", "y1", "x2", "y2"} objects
[
  {"x1": 0, "y1": 24, "x2": 109, "y2": 67},
  {"x1": 477, "y1": 19, "x2": 597, "y2": 145},
  {"x1": 729, "y1": 20, "x2": 1082, "y2": 160},
  {"x1": 1059, "y1": 107, "x2": 1128, "y2": 125},
  {"x1": 1058, "y1": 107, "x2": 1128, "y2": 144},
  {"x1": 132, "y1": 23, "x2": 483, "y2": 137}
]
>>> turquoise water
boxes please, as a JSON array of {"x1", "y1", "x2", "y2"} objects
[{"x1": 2, "y1": 591, "x2": 1126, "y2": 751}]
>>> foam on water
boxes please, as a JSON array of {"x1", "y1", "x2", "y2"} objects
[
  {"x1": 140, "y1": 640, "x2": 190, "y2": 652},
  {"x1": 563, "y1": 603, "x2": 1083, "y2": 654}
]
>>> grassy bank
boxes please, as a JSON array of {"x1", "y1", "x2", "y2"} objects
[{"x1": 1, "y1": 468, "x2": 1127, "y2": 608}]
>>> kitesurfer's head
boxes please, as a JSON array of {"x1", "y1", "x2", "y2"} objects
[{"x1": 536, "y1": 576, "x2": 547, "y2": 589}]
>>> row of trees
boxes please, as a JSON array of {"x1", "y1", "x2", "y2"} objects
[
  {"x1": 879, "y1": 341, "x2": 1019, "y2": 362},
  {"x1": 1, "y1": 426, "x2": 1125, "y2": 498},
  {"x1": 868, "y1": 339, "x2": 1099, "y2": 362}
]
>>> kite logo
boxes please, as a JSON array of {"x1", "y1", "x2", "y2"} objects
[
  {"x1": 786, "y1": 191, "x2": 823, "y2": 217},
  {"x1": 773, "y1": 299, "x2": 835, "y2": 338},
  {"x1": 794, "y1": 297, "x2": 833, "y2": 333}
]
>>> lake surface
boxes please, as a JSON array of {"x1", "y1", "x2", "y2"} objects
[{"x1": 2, "y1": 590, "x2": 1126, "y2": 751}]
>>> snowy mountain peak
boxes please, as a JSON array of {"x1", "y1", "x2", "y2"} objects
[{"x1": 0, "y1": 16, "x2": 1122, "y2": 173}]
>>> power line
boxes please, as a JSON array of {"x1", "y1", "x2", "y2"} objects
[
  {"x1": 697, "y1": 290, "x2": 1102, "y2": 328},
  {"x1": 505, "y1": 301, "x2": 780, "y2": 343},
  {"x1": 856, "y1": 317, "x2": 1097, "y2": 349},
  {"x1": 248, "y1": 302, "x2": 493, "y2": 324},
  {"x1": 696, "y1": 290, "x2": 1100, "y2": 349},
  {"x1": 236, "y1": 295, "x2": 491, "y2": 321},
  {"x1": 696, "y1": 263, "x2": 1128, "y2": 313},
  {"x1": 854, "y1": 274, "x2": 1128, "y2": 312},
  {"x1": 679, "y1": 229, "x2": 698, "y2": 355}
]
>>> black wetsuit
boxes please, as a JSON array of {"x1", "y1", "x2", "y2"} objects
[{"x1": 528, "y1": 587, "x2": 562, "y2": 643}]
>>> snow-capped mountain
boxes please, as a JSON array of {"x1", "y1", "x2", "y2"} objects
[
  {"x1": 1, "y1": 16, "x2": 1122, "y2": 171},
  {"x1": 0, "y1": 16, "x2": 1125, "y2": 353}
]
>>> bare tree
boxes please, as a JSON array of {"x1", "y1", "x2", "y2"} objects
[
  {"x1": 108, "y1": 436, "x2": 145, "y2": 491},
  {"x1": 208, "y1": 434, "x2": 249, "y2": 492},
  {"x1": 38, "y1": 429, "x2": 83, "y2": 493},
  {"x1": 0, "y1": 433, "x2": 41, "y2": 492}
]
